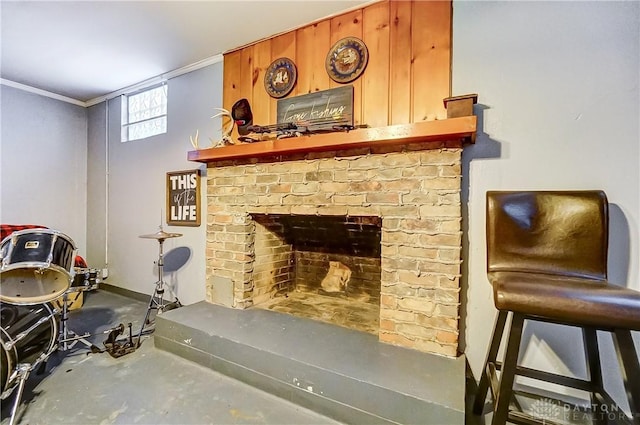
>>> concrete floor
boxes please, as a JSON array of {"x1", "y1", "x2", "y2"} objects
[
  {"x1": 1, "y1": 289, "x2": 492, "y2": 425},
  {"x1": 0, "y1": 290, "x2": 342, "y2": 425}
]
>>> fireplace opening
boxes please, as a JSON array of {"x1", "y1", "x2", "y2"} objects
[{"x1": 250, "y1": 214, "x2": 382, "y2": 334}]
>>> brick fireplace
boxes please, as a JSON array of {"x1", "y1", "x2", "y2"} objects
[{"x1": 204, "y1": 140, "x2": 463, "y2": 357}]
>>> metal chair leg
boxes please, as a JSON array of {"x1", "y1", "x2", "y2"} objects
[
  {"x1": 583, "y1": 328, "x2": 607, "y2": 425},
  {"x1": 473, "y1": 310, "x2": 508, "y2": 415},
  {"x1": 612, "y1": 329, "x2": 640, "y2": 425},
  {"x1": 491, "y1": 313, "x2": 525, "y2": 425}
]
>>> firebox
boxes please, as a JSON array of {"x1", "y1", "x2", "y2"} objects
[{"x1": 250, "y1": 214, "x2": 382, "y2": 334}]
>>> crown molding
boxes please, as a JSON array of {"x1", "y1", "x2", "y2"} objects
[
  {"x1": 1, "y1": 53, "x2": 224, "y2": 108},
  {"x1": 0, "y1": 78, "x2": 86, "y2": 107},
  {"x1": 85, "y1": 54, "x2": 223, "y2": 107}
]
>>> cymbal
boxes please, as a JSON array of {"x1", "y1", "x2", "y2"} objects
[{"x1": 139, "y1": 230, "x2": 183, "y2": 241}]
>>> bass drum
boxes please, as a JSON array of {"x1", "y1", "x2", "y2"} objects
[{"x1": 0, "y1": 303, "x2": 57, "y2": 395}]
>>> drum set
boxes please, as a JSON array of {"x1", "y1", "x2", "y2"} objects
[
  {"x1": 0, "y1": 228, "x2": 104, "y2": 425},
  {"x1": 0, "y1": 226, "x2": 184, "y2": 424}
]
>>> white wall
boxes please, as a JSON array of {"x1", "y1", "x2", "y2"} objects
[
  {"x1": 86, "y1": 102, "x2": 108, "y2": 272},
  {"x1": 0, "y1": 85, "x2": 88, "y2": 254},
  {"x1": 453, "y1": 0, "x2": 639, "y2": 409},
  {"x1": 87, "y1": 63, "x2": 223, "y2": 305}
]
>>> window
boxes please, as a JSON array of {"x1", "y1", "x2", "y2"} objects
[{"x1": 121, "y1": 84, "x2": 168, "y2": 142}]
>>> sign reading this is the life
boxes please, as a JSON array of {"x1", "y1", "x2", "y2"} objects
[{"x1": 166, "y1": 169, "x2": 201, "y2": 226}]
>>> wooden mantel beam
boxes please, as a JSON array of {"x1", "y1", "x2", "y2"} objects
[{"x1": 187, "y1": 115, "x2": 477, "y2": 164}]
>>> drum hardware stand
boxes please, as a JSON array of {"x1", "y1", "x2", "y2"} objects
[
  {"x1": 2, "y1": 350, "x2": 52, "y2": 425},
  {"x1": 57, "y1": 291, "x2": 100, "y2": 352},
  {"x1": 101, "y1": 323, "x2": 137, "y2": 358},
  {"x1": 136, "y1": 226, "x2": 183, "y2": 347},
  {"x1": 5, "y1": 363, "x2": 32, "y2": 425}
]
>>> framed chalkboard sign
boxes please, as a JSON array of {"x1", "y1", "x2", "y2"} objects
[
  {"x1": 276, "y1": 86, "x2": 353, "y2": 128},
  {"x1": 166, "y1": 169, "x2": 201, "y2": 226}
]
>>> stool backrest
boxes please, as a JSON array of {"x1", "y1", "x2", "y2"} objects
[{"x1": 486, "y1": 191, "x2": 608, "y2": 280}]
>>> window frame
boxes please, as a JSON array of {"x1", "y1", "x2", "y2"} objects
[{"x1": 121, "y1": 83, "x2": 168, "y2": 142}]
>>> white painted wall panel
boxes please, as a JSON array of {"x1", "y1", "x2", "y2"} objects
[
  {"x1": 87, "y1": 63, "x2": 222, "y2": 305},
  {"x1": 0, "y1": 85, "x2": 88, "y2": 255},
  {"x1": 453, "y1": 0, "x2": 639, "y2": 413}
]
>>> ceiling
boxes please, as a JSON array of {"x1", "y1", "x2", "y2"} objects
[{"x1": 0, "y1": 0, "x2": 371, "y2": 104}]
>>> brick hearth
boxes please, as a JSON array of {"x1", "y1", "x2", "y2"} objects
[{"x1": 205, "y1": 143, "x2": 462, "y2": 357}]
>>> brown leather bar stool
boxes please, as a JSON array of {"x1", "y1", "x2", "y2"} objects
[{"x1": 473, "y1": 191, "x2": 640, "y2": 425}]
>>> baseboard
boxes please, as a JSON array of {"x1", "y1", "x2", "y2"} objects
[{"x1": 99, "y1": 282, "x2": 150, "y2": 303}]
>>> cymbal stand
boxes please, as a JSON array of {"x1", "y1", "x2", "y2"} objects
[{"x1": 136, "y1": 235, "x2": 181, "y2": 345}]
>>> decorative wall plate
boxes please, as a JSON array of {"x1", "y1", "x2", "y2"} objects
[
  {"x1": 264, "y1": 57, "x2": 297, "y2": 98},
  {"x1": 325, "y1": 37, "x2": 369, "y2": 84}
]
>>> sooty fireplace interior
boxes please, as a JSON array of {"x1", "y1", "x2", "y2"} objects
[{"x1": 251, "y1": 214, "x2": 382, "y2": 334}]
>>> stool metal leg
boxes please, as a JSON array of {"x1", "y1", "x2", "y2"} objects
[
  {"x1": 583, "y1": 328, "x2": 603, "y2": 388},
  {"x1": 613, "y1": 329, "x2": 640, "y2": 425},
  {"x1": 492, "y1": 312, "x2": 525, "y2": 425},
  {"x1": 473, "y1": 310, "x2": 508, "y2": 415},
  {"x1": 583, "y1": 328, "x2": 607, "y2": 425}
]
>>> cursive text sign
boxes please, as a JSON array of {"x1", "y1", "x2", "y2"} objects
[
  {"x1": 277, "y1": 86, "x2": 353, "y2": 129},
  {"x1": 166, "y1": 169, "x2": 201, "y2": 226}
]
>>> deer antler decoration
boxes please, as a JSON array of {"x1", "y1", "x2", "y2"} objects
[{"x1": 189, "y1": 108, "x2": 235, "y2": 150}]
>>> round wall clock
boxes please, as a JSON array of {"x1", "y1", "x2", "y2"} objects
[
  {"x1": 264, "y1": 57, "x2": 297, "y2": 98},
  {"x1": 325, "y1": 37, "x2": 369, "y2": 84}
]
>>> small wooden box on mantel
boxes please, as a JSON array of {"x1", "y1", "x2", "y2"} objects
[{"x1": 443, "y1": 94, "x2": 478, "y2": 118}]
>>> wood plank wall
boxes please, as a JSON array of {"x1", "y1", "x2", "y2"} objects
[{"x1": 222, "y1": 0, "x2": 451, "y2": 138}]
